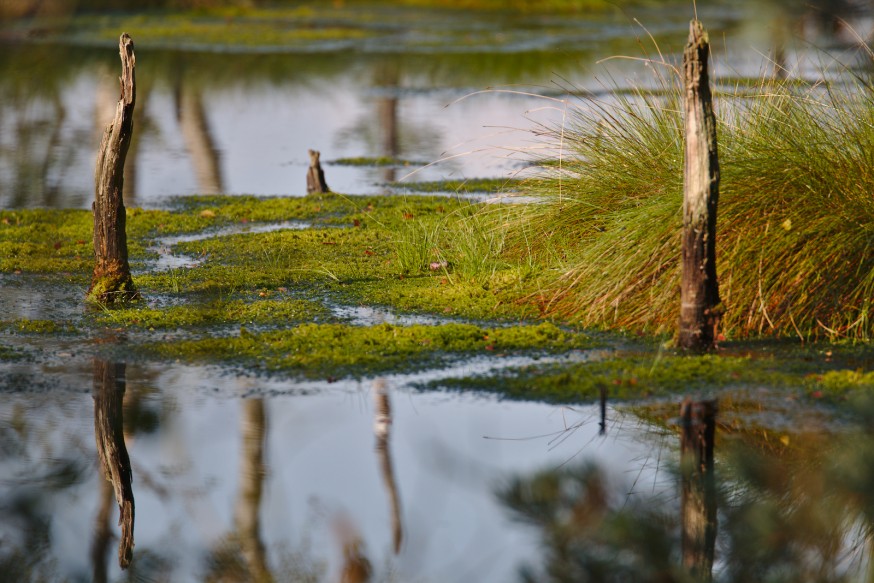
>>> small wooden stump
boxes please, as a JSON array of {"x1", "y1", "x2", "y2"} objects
[
  {"x1": 92, "y1": 359, "x2": 135, "y2": 569},
  {"x1": 679, "y1": 20, "x2": 722, "y2": 350},
  {"x1": 306, "y1": 149, "x2": 330, "y2": 194},
  {"x1": 680, "y1": 397, "x2": 717, "y2": 581},
  {"x1": 88, "y1": 33, "x2": 139, "y2": 304}
]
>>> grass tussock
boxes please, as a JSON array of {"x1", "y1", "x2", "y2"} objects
[{"x1": 494, "y1": 53, "x2": 874, "y2": 340}]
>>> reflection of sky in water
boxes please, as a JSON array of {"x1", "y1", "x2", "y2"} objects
[
  {"x1": 3, "y1": 3, "x2": 874, "y2": 579},
  {"x1": 2, "y1": 2, "x2": 872, "y2": 209},
  {"x1": 0, "y1": 362, "x2": 670, "y2": 582}
]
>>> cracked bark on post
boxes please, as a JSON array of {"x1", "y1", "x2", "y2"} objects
[
  {"x1": 89, "y1": 33, "x2": 138, "y2": 303},
  {"x1": 679, "y1": 20, "x2": 722, "y2": 351}
]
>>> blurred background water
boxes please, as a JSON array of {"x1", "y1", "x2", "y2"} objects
[
  {"x1": 3, "y1": 2, "x2": 874, "y2": 581},
  {"x1": 1, "y1": 0, "x2": 872, "y2": 208}
]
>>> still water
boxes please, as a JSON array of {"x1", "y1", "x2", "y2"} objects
[
  {"x1": 1, "y1": 359, "x2": 672, "y2": 582},
  {"x1": 4, "y1": 2, "x2": 874, "y2": 582},
  {"x1": 2, "y1": 1, "x2": 872, "y2": 208}
]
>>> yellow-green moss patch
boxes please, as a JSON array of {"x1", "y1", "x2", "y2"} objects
[
  {"x1": 95, "y1": 296, "x2": 328, "y2": 329},
  {"x1": 2, "y1": 319, "x2": 76, "y2": 334},
  {"x1": 148, "y1": 321, "x2": 591, "y2": 378}
]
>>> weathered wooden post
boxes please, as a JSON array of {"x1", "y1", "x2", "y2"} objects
[
  {"x1": 679, "y1": 20, "x2": 722, "y2": 350},
  {"x1": 306, "y1": 149, "x2": 330, "y2": 194},
  {"x1": 88, "y1": 33, "x2": 139, "y2": 303},
  {"x1": 93, "y1": 358, "x2": 135, "y2": 569},
  {"x1": 680, "y1": 397, "x2": 717, "y2": 581}
]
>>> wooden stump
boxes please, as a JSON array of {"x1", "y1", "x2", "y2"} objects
[
  {"x1": 679, "y1": 20, "x2": 722, "y2": 351},
  {"x1": 680, "y1": 397, "x2": 717, "y2": 581},
  {"x1": 92, "y1": 359, "x2": 135, "y2": 569},
  {"x1": 306, "y1": 149, "x2": 330, "y2": 194},
  {"x1": 88, "y1": 33, "x2": 139, "y2": 303}
]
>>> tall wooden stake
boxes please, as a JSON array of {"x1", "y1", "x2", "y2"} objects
[
  {"x1": 679, "y1": 20, "x2": 722, "y2": 350},
  {"x1": 680, "y1": 398, "x2": 718, "y2": 582},
  {"x1": 89, "y1": 33, "x2": 139, "y2": 303}
]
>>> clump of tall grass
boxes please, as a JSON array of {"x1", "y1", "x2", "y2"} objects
[
  {"x1": 506, "y1": 51, "x2": 874, "y2": 340},
  {"x1": 393, "y1": 204, "x2": 511, "y2": 284}
]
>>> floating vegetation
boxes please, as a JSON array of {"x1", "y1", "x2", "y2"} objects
[{"x1": 330, "y1": 156, "x2": 426, "y2": 167}]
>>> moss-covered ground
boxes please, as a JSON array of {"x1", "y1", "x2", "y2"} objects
[{"x1": 2, "y1": 191, "x2": 874, "y2": 422}]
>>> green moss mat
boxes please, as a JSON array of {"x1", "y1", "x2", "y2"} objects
[
  {"x1": 3, "y1": 193, "x2": 874, "y2": 405},
  {"x1": 148, "y1": 321, "x2": 591, "y2": 378}
]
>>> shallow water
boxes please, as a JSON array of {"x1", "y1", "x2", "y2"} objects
[
  {"x1": 0, "y1": 359, "x2": 669, "y2": 582},
  {"x1": 4, "y1": 2, "x2": 874, "y2": 581},
  {"x1": 2, "y1": 1, "x2": 872, "y2": 209}
]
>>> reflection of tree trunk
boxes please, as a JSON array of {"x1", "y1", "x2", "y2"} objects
[
  {"x1": 373, "y1": 379, "x2": 403, "y2": 554},
  {"x1": 176, "y1": 83, "x2": 224, "y2": 194},
  {"x1": 375, "y1": 65, "x2": 399, "y2": 183},
  {"x1": 90, "y1": 477, "x2": 114, "y2": 583},
  {"x1": 598, "y1": 385, "x2": 607, "y2": 436},
  {"x1": 234, "y1": 398, "x2": 272, "y2": 583},
  {"x1": 680, "y1": 398, "x2": 717, "y2": 582},
  {"x1": 92, "y1": 358, "x2": 135, "y2": 569},
  {"x1": 773, "y1": 16, "x2": 788, "y2": 79},
  {"x1": 10, "y1": 95, "x2": 65, "y2": 208},
  {"x1": 334, "y1": 513, "x2": 372, "y2": 583}
]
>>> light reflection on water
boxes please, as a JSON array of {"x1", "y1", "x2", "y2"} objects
[
  {"x1": 3, "y1": 2, "x2": 874, "y2": 580},
  {"x1": 0, "y1": 361, "x2": 666, "y2": 582},
  {"x1": 2, "y1": 1, "x2": 872, "y2": 209}
]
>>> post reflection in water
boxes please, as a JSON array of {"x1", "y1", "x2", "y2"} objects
[
  {"x1": 374, "y1": 65, "x2": 400, "y2": 184},
  {"x1": 175, "y1": 80, "x2": 224, "y2": 195},
  {"x1": 203, "y1": 396, "x2": 274, "y2": 582},
  {"x1": 679, "y1": 399, "x2": 717, "y2": 583},
  {"x1": 91, "y1": 358, "x2": 135, "y2": 571},
  {"x1": 89, "y1": 473, "x2": 115, "y2": 583},
  {"x1": 234, "y1": 397, "x2": 272, "y2": 583},
  {"x1": 373, "y1": 378, "x2": 403, "y2": 554},
  {"x1": 500, "y1": 394, "x2": 874, "y2": 583}
]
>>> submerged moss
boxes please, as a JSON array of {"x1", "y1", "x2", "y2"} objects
[
  {"x1": 0, "y1": 343, "x2": 22, "y2": 361},
  {"x1": 331, "y1": 157, "x2": 426, "y2": 167},
  {"x1": 148, "y1": 321, "x2": 591, "y2": 378},
  {"x1": 2, "y1": 319, "x2": 75, "y2": 334}
]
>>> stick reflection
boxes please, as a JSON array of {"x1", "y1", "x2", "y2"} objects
[
  {"x1": 373, "y1": 379, "x2": 403, "y2": 554},
  {"x1": 91, "y1": 358, "x2": 135, "y2": 570}
]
